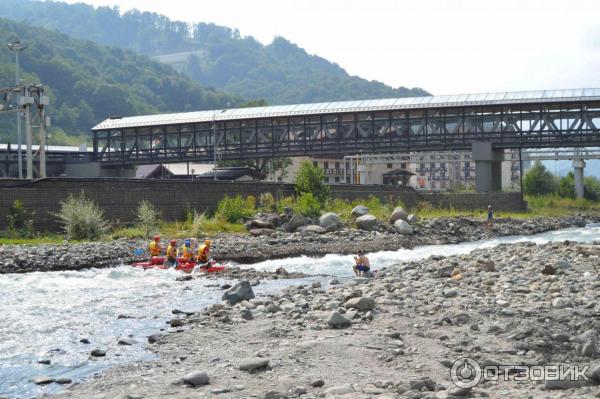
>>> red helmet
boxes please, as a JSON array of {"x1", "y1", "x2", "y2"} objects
[
  {"x1": 153, "y1": 235, "x2": 160, "y2": 242},
  {"x1": 170, "y1": 239, "x2": 176, "y2": 245}
]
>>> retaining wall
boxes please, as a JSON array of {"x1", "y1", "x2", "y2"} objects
[{"x1": 0, "y1": 178, "x2": 525, "y2": 231}]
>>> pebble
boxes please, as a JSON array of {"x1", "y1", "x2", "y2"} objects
[
  {"x1": 326, "y1": 311, "x2": 352, "y2": 329},
  {"x1": 90, "y1": 349, "x2": 106, "y2": 357},
  {"x1": 30, "y1": 376, "x2": 54, "y2": 385}
]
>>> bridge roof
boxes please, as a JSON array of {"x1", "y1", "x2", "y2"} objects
[{"x1": 93, "y1": 88, "x2": 600, "y2": 131}]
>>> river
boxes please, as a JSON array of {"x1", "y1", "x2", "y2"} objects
[{"x1": 1, "y1": 226, "x2": 599, "y2": 398}]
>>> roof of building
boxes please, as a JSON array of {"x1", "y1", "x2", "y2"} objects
[
  {"x1": 195, "y1": 167, "x2": 266, "y2": 181},
  {"x1": 135, "y1": 163, "x2": 214, "y2": 178},
  {"x1": 93, "y1": 88, "x2": 600, "y2": 131},
  {"x1": 0, "y1": 143, "x2": 91, "y2": 153}
]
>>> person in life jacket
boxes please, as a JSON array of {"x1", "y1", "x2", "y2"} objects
[
  {"x1": 180, "y1": 239, "x2": 195, "y2": 262},
  {"x1": 148, "y1": 235, "x2": 162, "y2": 261},
  {"x1": 165, "y1": 239, "x2": 178, "y2": 268},
  {"x1": 197, "y1": 239, "x2": 212, "y2": 264}
]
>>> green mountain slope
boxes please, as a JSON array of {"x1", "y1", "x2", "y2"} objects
[
  {"x1": 0, "y1": 0, "x2": 431, "y2": 104},
  {"x1": 0, "y1": 18, "x2": 240, "y2": 143}
]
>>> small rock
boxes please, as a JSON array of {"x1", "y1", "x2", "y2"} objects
[
  {"x1": 264, "y1": 391, "x2": 287, "y2": 399},
  {"x1": 344, "y1": 297, "x2": 375, "y2": 311},
  {"x1": 326, "y1": 311, "x2": 352, "y2": 329},
  {"x1": 542, "y1": 264, "x2": 556, "y2": 275},
  {"x1": 323, "y1": 385, "x2": 353, "y2": 396},
  {"x1": 90, "y1": 349, "x2": 106, "y2": 357},
  {"x1": 312, "y1": 281, "x2": 322, "y2": 289},
  {"x1": 148, "y1": 334, "x2": 161, "y2": 344},
  {"x1": 443, "y1": 288, "x2": 458, "y2": 298},
  {"x1": 329, "y1": 279, "x2": 340, "y2": 285},
  {"x1": 239, "y1": 357, "x2": 270, "y2": 371},
  {"x1": 118, "y1": 337, "x2": 136, "y2": 346},
  {"x1": 55, "y1": 376, "x2": 72, "y2": 384},
  {"x1": 222, "y1": 280, "x2": 255, "y2": 305},
  {"x1": 79, "y1": 338, "x2": 91, "y2": 344},
  {"x1": 170, "y1": 319, "x2": 185, "y2": 327},
  {"x1": 394, "y1": 219, "x2": 413, "y2": 235},
  {"x1": 182, "y1": 371, "x2": 210, "y2": 386},
  {"x1": 240, "y1": 309, "x2": 254, "y2": 320},
  {"x1": 311, "y1": 379, "x2": 325, "y2": 387},
  {"x1": 390, "y1": 207, "x2": 408, "y2": 223},
  {"x1": 37, "y1": 359, "x2": 51, "y2": 365},
  {"x1": 30, "y1": 376, "x2": 54, "y2": 385}
]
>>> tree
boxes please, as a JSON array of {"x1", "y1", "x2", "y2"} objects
[
  {"x1": 294, "y1": 161, "x2": 330, "y2": 205},
  {"x1": 523, "y1": 161, "x2": 558, "y2": 196},
  {"x1": 558, "y1": 172, "x2": 576, "y2": 199}
]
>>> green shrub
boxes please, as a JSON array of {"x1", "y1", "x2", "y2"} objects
[
  {"x1": 584, "y1": 176, "x2": 600, "y2": 202},
  {"x1": 294, "y1": 161, "x2": 330, "y2": 205},
  {"x1": 259, "y1": 192, "x2": 276, "y2": 212},
  {"x1": 111, "y1": 227, "x2": 146, "y2": 239},
  {"x1": 324, "y1": 198, "x2": 353, "y2": 221},
  {"x1": 56, "y1": 192, "x2": 109, "y2": 240},
  {"x1": 294, "y1": 192, "x2": 322, "y2": 217},
  {"x1": 246, "y1": 195, "x2": 257, "y2": 211},
  {"x1": 216, "y1": 195, "x2": 255, "y2": 223},
  {"x1": 6, "y1": 200, "x2": 34, "y2": 238},
  {"x1": 136, "y1": 200, "x2": 160, "y2": 237},
  {"x1": 523, "y1": 161, "x2": 558, "y2": 196}
]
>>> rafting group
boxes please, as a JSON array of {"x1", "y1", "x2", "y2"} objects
[{"x1": 132, "y1": 236, "x2": 226, "y2": 274}]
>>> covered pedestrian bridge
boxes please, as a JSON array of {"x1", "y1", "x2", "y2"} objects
[{"x1": 92, "y1": 88, "x2": 600, "y2": 192}]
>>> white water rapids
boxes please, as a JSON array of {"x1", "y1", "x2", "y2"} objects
[{"x1": 1, "y1": 226, "x2": 599, "y2": 398}]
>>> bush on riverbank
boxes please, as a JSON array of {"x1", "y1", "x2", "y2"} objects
[
  {"x1": 136, "y1": 200, "x2": 160, "y2": 238},
  {"x1": 6, "y1": 200, "x2": 35, "y2": 238},
  {"x1": 524, "y1": 161, "x2": 600, "y2": 201},
  {"x1": 56, "y1": 192, "x2": 109, "y2": 240}
]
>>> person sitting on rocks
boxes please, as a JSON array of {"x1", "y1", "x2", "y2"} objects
[
  {"x1": 180, "y1": 239, "x2": 195, "y2": 263},
  {"x1": 353, "y1": 250, "x2": 371, "y2": 276},
  {"x1": 148, "y1": 235, "x2": 162, "y2": 261},
  {"x1": 165, "y1": 239, "x2": 178, "y2": 268},
  {"x1": 197, "y1": 239, "x2": 212, "y2": 266}
]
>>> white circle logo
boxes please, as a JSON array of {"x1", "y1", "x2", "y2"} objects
[{"x1": 451, "y1": 357, "x2": 482, "y2": 389}]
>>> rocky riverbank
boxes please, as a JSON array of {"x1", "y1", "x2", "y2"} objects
[
  {"x1": 52, "y1": 237, "x2": 600, "y2": 398},
  {"x1": 0, "y1": 216, "x2": 595, "y2": 274}
]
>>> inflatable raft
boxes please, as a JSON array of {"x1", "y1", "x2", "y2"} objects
[{"x1": 132, "y1": 257, "x2": 225, "y2": 273}]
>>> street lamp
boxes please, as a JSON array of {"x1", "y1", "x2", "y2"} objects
[{"x1": 7, "y1": 40, "x2": 27, "y2": 179}]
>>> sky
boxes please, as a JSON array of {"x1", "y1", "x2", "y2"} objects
[{"x1": 59, "y1": 0, "x2": 600, "y2": 96}]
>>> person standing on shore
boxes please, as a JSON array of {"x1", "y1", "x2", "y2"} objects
[
  {"x1": 486, "y1": 205, "x2": 494, "y2": 228},
  {"x1": 353, "y1": 250, "x2": 371, "y2": 276}
]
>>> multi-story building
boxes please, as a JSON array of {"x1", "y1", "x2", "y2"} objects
[{"x1": 268, "y1": 150, "x2": 522, "y2": 191}]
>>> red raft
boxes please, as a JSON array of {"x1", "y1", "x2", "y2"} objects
[{"x1": 132, "y1": 257, "x2": 226, "y2": 274}]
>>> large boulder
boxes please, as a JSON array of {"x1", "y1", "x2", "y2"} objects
[
  {"x1": 249, "y1": 228, "x2": 275, "y2": 236},
  {"x1": 355, "y1": 214, "x2": 379, "y2": 231},
  {"x1": 287, "y1": 214, "x2": 307, "y2": 231},
  {"x1": 319, "y1": 212, "x2": 342, "y2": 232},
  {"x1": 222, "y1": 281, "x2": 255, "y2": 305},
  {"x1": 390, "y1": 207, "x2": 409, "y2": 223},
  {"x1": 351, "y1": 205, "x2": 369, "y2": 218},
  {"x1": 406, "y1": 214, "x2": 417, "y2": 224},
  {"x1": 394, "y1": 219, "x2": 413, "y2": 235}
]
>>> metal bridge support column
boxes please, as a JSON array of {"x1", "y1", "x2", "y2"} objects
[
  {"x1": 472, "y1": 142, "x2": 504, "y2": 192},
  {"x1": 573, "y1": 158, "x2": 585, "y2": 199}
]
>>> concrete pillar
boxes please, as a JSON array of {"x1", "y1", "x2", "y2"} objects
[
  {"x1": 472, "y1": 142, "x2": 504, "y2": 192},
  {"x1": 573, "y1": 159, "x2": 585, "y2": 199}
]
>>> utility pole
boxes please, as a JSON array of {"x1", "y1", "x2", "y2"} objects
[{"x1": 7, "y1": 40, "x2": 27, "y2": 178}]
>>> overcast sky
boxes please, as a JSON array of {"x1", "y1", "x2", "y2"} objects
[{"x1": 60, "y1": 0, "x2": 600, "y2": 96}]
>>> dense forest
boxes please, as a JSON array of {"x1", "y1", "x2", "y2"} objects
[
  {"x1": 0, "y1": 18, "x2": 240, "y2": 144},
  {"x1": 0, "y1": 0, "x2": 430, "y2": 104}
]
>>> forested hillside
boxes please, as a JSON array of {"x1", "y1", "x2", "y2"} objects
[
  {"x1": 0, "y1": 0, "x2": 430, "y2": 104},
  {"x1": 0, "y1": 18, "x2": 239, "y2": 144}
]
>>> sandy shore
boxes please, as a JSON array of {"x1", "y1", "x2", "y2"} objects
[{"x1": 51, "y1": 230, "x2": 600, "y2": 398}]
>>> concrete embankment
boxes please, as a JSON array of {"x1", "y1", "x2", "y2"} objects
[
  {"x1": 0, "y1": 216, "x2": 592, "y2": 274},
  {"x1": 54, "y1": 232, "x2": 600, "y2": 398}
]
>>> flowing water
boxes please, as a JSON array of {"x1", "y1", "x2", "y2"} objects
[{"x1": 1, "y1": 226, "x2": 600, "y2": 398}]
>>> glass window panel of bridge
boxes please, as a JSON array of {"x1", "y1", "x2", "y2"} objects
[
  {"x1": 356, "y1": 113, "x2": 373, "y2": 139},
  {"x1": 425, "y1": 110, "x2": 446, "y2": 144},
  {"x1": 109, "y1": 130, "x2": 123, "y2": 161},
  {"x1": 337, "y1": 114, "x2": 356, "y2": 149},
  {"x1": 224, "y1": 121, "x2": 241, "y2": 157},
  {"x1": 165, "y1": 126, "x2": 180, "y2": 156},
  {"x1": 194, "y1": 123, "x2": 211, "y2": 158},
  {"x1": 390, "y1": 111, "x2": 409, "y2": 144},
  {"x1": 272, "y1": 118, "x2": 290, "y2": 151},
  {"x1": 481, "y1": 107, "x2": 504, "y2": 141},
  {"x1": 123, "y1": 129, "x2": 137, "y2": 159},
  {"x1": 304, "y1": 116, "x2": 324, "y2": 150},
  {"x1": 518, "y1": 105, "x2": 543, "y2": 142},
  {"x1": 240, "y1": 121, "x2": 257, "y2": 152},
  {"x1": 135, "y1": 127, "x2": 152, "y2": 160},
  {"x1": 373, "y1": 112, "x2": 390, "y2": 140},
  {"x1": 95, "y1": 131, "x2": 109, "y2": 160},
  {"x1": 462, "y1": 107, "x2": 484, "y2": 139},
  {"x1": 443, "y1": 109, "x2": 463, "y2": 144},
  {"x1": 179, "y1": 125, "x2": 194, "y2": 156},
  {"x1": 287, "y1": 117, "x2": 305, "y2": 151},
  {"x1": 408, "y1": 110, "x2": 426, "y2": 144}
]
